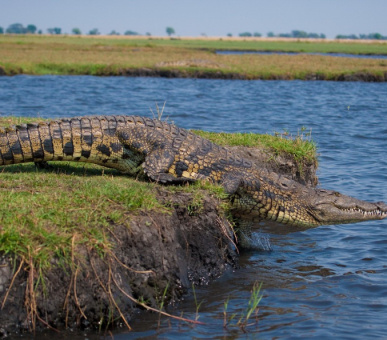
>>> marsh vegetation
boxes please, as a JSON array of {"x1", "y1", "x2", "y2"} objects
[{"x1": 1, "y1": 35, "x2": 387, "y2": 80}]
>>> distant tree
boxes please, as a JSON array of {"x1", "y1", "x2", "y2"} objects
[
  {"x1": 26, "y1": 24, "x2": 37, "y2": 34},
  {"x1": 6, "y1": 23, "x2": 27, "y2": 34},
  {"x1": 227, "y1": 33, "x2": 232, "y2": 37},
  {"x1": 146, "y1": 32, "x2": 151, "y2": 36},
  {"x1": 124, "y1": 30, "x2": 139, "y2": 36},
  {"x1": 292, "y1": 30, "x2": 308, "y2": 38},
  {"x1": 268, "y1": 30, "x2": 326, "y2": 39},
  {"x1": 335, "y1": 34, "x2": 358, "y2": 39},
  {"x1": 72, "y1": 28, "x2": 82, "y2": 35},
  {"x1": 307, "y1": 33, "x2": 320, "y2": 39},
  {"x1": 38, "y1": 30, "x2": 42, "y2": 34},
  {"x1": 109, "y1": 30, "x2": 120, "y2": 35},
  {"x1": 47, "y1": 27, "x2": 61, "y2": 34},
  {"x1": 253, "y1": 32, "x2": 262, "y2": 37},
  {"x1": 239, "y1": 32, "x2": 252, "y2": 37},
  {"x1": 369, "y1": 33, "x2": 382, "y2": 40},
  {"x1": 166, "y1": 27, "x2": 175, "y2": 36},
  {"x1": 88, "y1": 28, "x2": 100, "y2": 35},
  {"x1": 0, "y1": 27, "x2": 3, "y2": 34},
  {"x1": 278, "y1": 33, "x2": 291, "y2": 38}
]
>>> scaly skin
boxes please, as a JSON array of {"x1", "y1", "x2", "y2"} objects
[{"x1": 1, "y1": 115, "x2": 386, "y2": 247}]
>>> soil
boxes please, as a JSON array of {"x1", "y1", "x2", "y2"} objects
[
  {"x1": 119, "y1": 68, "x2": 387, "y2": 82},
  {"x1": 0, "y1": 145, "x2": 317, "y2": 337},
  {"x1": 0, "y1": 191, "x2": 237, "y2": 337},
  {"x1": 116, "y1": 68, "x2": 387, "y2": 82},
  {"x1": 1, "y1": 65, "x2": 386, "y2": 82}
]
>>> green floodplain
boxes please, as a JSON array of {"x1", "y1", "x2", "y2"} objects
[{"x1": 0, "y1": 34, "x2": 387, "y2": 79}]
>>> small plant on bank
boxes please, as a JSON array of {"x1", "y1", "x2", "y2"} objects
[
  {"x1": 192, "y1": 284, "x2": 204, "y2": 322},
  {"x1": 149, "y1": 101, "x2": 167, "y2": 121},
  {"x1": 223, "y1": 282, "x2": 263, "y2": 332}
]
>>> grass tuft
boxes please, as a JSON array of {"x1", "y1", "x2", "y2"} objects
[
  {"x1": 193, "y1": 128, "x2": 317, "y2": 166},
  {"x1": 223, "y1": 282, "x2": 263, "y2": 332}
]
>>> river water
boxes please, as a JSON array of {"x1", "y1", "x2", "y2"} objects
[
  {"x1": 217, "y1": 50, "x2": 387, "y2": 59},
  {"x1": 0, "y1": 76, "x2": 386, "y2": 339}
]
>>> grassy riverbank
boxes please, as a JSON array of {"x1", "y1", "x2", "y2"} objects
[
  {"x1": 1, "y1": 35, "x2": 387, "y2": 80},
  {"x1": 0, "y1": 115, "x2": 317, "y2": 333},
  {"x1": 0, "y1": 115, "x2": 317, "y2": 285}
]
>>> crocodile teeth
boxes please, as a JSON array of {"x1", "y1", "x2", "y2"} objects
[{"x1": 342, "y1": 208, "x2": 387, "y2": 216}]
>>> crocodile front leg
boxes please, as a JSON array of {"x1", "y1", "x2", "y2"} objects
[{"x1": 116, "y1": 127, "x2": 195, "y2": 185}]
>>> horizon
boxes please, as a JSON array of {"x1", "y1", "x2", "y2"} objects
[{"x1": 1, "y1": 0, "x2": 387, "y2": 39}]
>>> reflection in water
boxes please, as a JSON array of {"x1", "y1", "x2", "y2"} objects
[{"x1": 0, "y1": 76, "x2": 386, "y2": 338}]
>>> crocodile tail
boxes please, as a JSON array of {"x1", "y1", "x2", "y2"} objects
[
  {"x1": 0, "y1": 122, "x2": 46, "y2": 165},
  {"x1": 0, "y1": 116, "x2": 120, "y2": 166}
]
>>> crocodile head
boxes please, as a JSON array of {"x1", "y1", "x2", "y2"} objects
[
  {"x1": 306, "y1": 188, "x2": 387, "y2": 225},
  {"x1": 230, "y1": 175, "x2": 387, "y2": 228}
]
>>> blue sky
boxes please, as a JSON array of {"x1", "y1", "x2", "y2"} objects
[{"x1": 1, "y1": 0, "x2": 386, "y2": 38}]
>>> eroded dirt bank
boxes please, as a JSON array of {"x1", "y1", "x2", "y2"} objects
[
  {"x1": 120, "y1": 68, "x2": 387, "y2": 82},
  {"x1": 0, "y1": 191, "x2": 237, "y2": 336},
  {"x1": 0, "y1": 146, "x2": 317, "y2": 337},
  {"x1": 1, "y1": 65, "x2": 387, "y2": 82}
]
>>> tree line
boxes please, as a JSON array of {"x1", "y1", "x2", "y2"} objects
[
  {"x1": 1, "y1": 24, "x2": 386, "y2": 41},
  {"x1": 234, "y1": 30, "x2": 326, "y2": 39},
  {"x1": 0, "y1": 23, "x2": 176, "y2": 37},
  {"x1": 335, "y1": 33, "x2": 387, "y2": 40},
  {"x1": 0, "y1": 23, "x2": 151, "y2": 36},
  {"x1": 228, "y1": 29, "x2": 387, "y2": 40}
]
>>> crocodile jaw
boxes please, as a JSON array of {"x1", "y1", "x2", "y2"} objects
[{"x1": 308, "y1": 189, "x2": 387, "y2": 225}]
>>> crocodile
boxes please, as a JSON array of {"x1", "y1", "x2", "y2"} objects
[{"x1": 1, "y1": 115, "x2": 386, "y2": 247}]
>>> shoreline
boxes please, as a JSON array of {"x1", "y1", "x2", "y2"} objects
[
  {"x1": 1, "y1": 65, "x2": 386, "y2": 82},
  {"x1": 109, "y1": 67, "x2": 387, "y2": 82}
]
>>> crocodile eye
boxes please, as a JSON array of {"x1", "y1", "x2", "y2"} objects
[
  {"x1": 334, "y1": 192, "x2": 341, "y2": 197},
  {"x1": 281, "y1": 182, "x2": 288, "y2": 188}
]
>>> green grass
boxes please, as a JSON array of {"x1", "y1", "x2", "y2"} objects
[
  {"x1": 0, "y1": 162, "x2": 167, "y2": 269},
  {"x1": 1, "y1": 34, "x2": 387, "y2": 54},
  {"x1": 193, "y1": 129, "x2": 317, "y2": 166}
]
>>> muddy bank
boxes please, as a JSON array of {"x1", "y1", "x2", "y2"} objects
[
  {"x1": 0, "y1": 191, "x2": 237, "y2": 336},
  {"x1": 1, "y1": 64, "x2": 386, "y2": 82},
  {"x1": 0, "y1": 145, "x2": 317, "y2": 337},
  {"x1": 120, "y1": 68, "x2": 387, "y2": 82}
]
